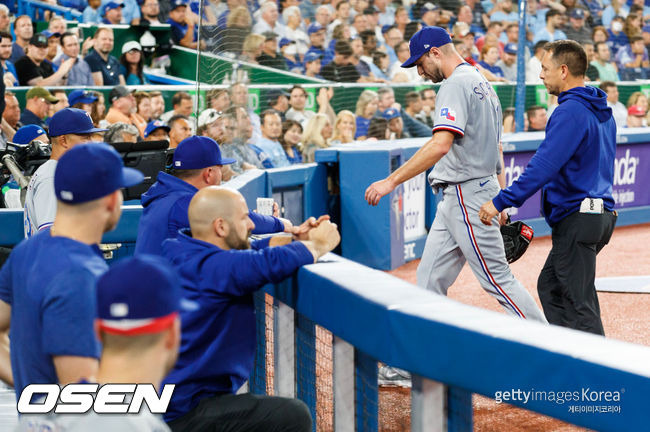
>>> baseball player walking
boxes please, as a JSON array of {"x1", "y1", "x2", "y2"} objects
[
  {"x1": 365, "y1": 26, "x2": 546, "y2": 322},
  {"x1": 479, "y1": 40, "x2": 617, "y2": 335}
]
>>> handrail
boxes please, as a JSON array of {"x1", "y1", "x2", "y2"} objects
[{"x1": 18, "y1": 0, "x2": 82, "y2": 20}]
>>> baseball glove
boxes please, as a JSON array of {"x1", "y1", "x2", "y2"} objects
[{"x1": 500, "y1": 218, "x2": 534, "y2": 263}]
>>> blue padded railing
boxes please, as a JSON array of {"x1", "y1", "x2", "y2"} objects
[{"x1": 18, "y1": 0, "x2": 82, "y2": 21}]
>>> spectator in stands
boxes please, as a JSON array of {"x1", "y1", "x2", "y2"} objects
[
  {"x1": 420, "y1": 3, "x2": 442, "y2": 27},
  {"x1": 303, "y1": 51, "x2": 323, "y2": 78},
  {"x1": 288, "y1": 86, "x2": 335, "y2": 129},
  {"x1": 592, "y1": 26, "x2": 609, "y2": 45},
  {"x1": 168, "y1": 115, "x2": 192, "y2": 148},
  {"x1": 383, "y1": 107, "x2": 408, "y2": 139},
  {"x1": 489, "y1": 0, "x2": 518, "y2": 23},
  {"x1": 623, "y1": 13, "x2": 642, "y2": 40},
  {"x1": 502, "y1": 107, "x2": 516, "y2": 133},
  {"x1": 534, "y1": 10, "x2": 567, "y2": 44},
  {"x1": 314, "y1": 5, "x2": 333, "y2": 41},
  {"x1": 240, "y1": 33, "x2": 264, "y2": 64},
  {"x1": 330, "y1": 110, "x2": 356, "y2": 144},
  {"x1": 404, "y1": 91, "x2": 429, "y2": 128},
  {"x1": 330, "y1": 2, "x2": 351, "y2": 33},
  {"x1": 85, "y1": 27, "x2": 125, "y2": 86},
  {"x1": 3, "y1": 92, "x2": 21, "y2": 131},
  {"x1": 564, "y1": 8, "x2": 592, "y2": 44},
  {"x1": 15, "y1": 33, "x2": 72, "y2": 86},
  {"x1": 626, "y1": 91, "x2": 648, "y2": 113},
  {"x1": 581, "y1": 42, "x2": 600, "y2": 81},
  {"x1": 366, "y1": 117, "x2": 389, "y2": 140},
  {"x1": 321, "y1": 40, "x2": 362, "y2": 82},
  {"x1": 23, "y1": 109, "x2": 107, "y2": 238},
  {"x1": 168, "y1": 0, "x2": 203, "y2": 50},
  {"x1": 161, "y1": 91, "x2": 193, "y2": 123},
  {"x1": 359, "y1": 29, "x2": 377, "y2": 66},
  {"x1": 419, "y1": 88, "x2": 436, "y2": 125},
  {"x1": 355, "y1": 89, "x2": 378, "y2": 140},
  {"x1": 105, "y1": 85, "x2": 147, "y2": 136},
  {"x1": 363, "y1": 7, "x2": 382, "y2": 44},
  {"x1": 475, "y1": 21, "x2": 504, "y2": 54},
  {"x1": 42, "y1": 30, "x2": 60, "y2": 67},
  {"x1": 20, "y1": 87, "x2": 58, "y2": 129},
  {"x1": 478, "y1": 44, "x2": 506, "y2": 80},
  {"x1": 257, "y1": 32, "x2": 287, "y2": 70},
  {"x1": 526, "y1": 105, "x2": 547, "y2": 131},
  {"x1": 120, "y1": 41, "x2": 148, "y2": 85},
  {"x1": 526, "y1": 40, "x2": 547, "y2": 83},
  {"x1": 205, "y1": 89, "x2": 229, "y2": 113},
  {"x1": 369, "y1": 50, "x2": 390, "y2": 81},
  {"x1": 9, "y1": 15, "x2": 33, "y2": 64},
  {"x1": 223, "y1": 105, "x2": 264, "y2": 169},
  {"x1": 53, "y1": 32, "x2": 94, "y2": 86},
  {"x1": 616, "y1": 36, "x2": 650, "y2": 80},
  {"x1": 253, "y1": 1, "x2": 285, "y2": 36},
  {"x1": 350, "y1": 13, "x2": 369, "y2": 39},
  {"x1": 279, "y1": 119, "x2": 303, "y2": 164},
  {"x1": 602, "y1": 0, "x2": 628, "y2": 28},
  {"x1": 49, "y1": 90, "x2": 69, "y2": 119},
  {"x1": 150, "y1": 91, "x2": 165, "y2": 120},
  {"x1": 0, "y1": 32, "x2": 17, "y2": 87},
  {"x1": 250, "y1": 109, "x2": 291, "y2": 168},
  {"x1": 197, "y1": 108, "x2": 222, "y2": 142},
  {"x1": 381, "y1": 26, "x2": 401, "y2": 68},
  {"x1": 90, "y1": 91, "x2": 107, "y2": 127},
  {"x1": 103, "y1": 1, "x2": 124, "y2": 25},
  {"x1": 301, "y1": 113, "x2": 332, "y2": 163},
  {"x1": 592, "y1": 42, "x2": 620, "y2": 81},
  {"x1": 134, "y1": 91, "x2": 152, "y2": 122},
  {"x1": 230, "y1": 82, "x2": 262, "y2": 141},
  {"x1": 140, "y1": 0, "x2": 162, "y2": 24},
  {"x1": 376, "y1": 87, "x2": 430, "y2": 138},
  {"x1": 105, "y1": 122, "x2": 139, "y2": 143},
  {"x1": 306, "y1": 23, "x2": 329, "y2": 65},
  {"x1": 496, "y1": 43, "x2": 517, "y2": 81},
  {"x1": 280, "y1": 6, "x2": 307, "y2": 57},
  {"x1": 68, "y1": 89, "x2": 97, "y2": 115},
  {"x1": 82, "y1": 0, "x2": 102, "y2": 24},
  {"x1": 266, "y1": 89, "x2": 289, "y2": 120},
  {"x1": 390, "y1": 40, "x2": 420, "y2": 82},
  {"x1": 0, "y1": 5, "x2": 9, "y2": 33},
  {"x1": 626, "y1": 105, "x2": 645, "y2": 127},
  {"x1": 144, "y1": 120, "x2": 170, "y2": 142},
  {"x1": 607, "y1": 16, "x2": 629, "y2": 56}
]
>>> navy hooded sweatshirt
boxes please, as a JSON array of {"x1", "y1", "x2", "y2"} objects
[
  {"x1": 135, "y1": 171, "x2": 285, "y2": 255},
  {"x1": 493, "y1": 86, "x2": 616, "y2": 226},
  {"x1": 160, "y1": 229, "x2": 314, "y2": 422}
]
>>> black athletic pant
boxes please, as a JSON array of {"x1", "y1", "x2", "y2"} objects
[
  {"x1": 537, "y1": 210, "x2": 617, "y2": 335},
  {"x1": 167, "y1": 392, "x2": 312, "y2": 432}
]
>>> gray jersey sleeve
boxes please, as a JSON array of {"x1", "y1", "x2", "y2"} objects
[
  {"x1": 31, "y1": 174, "x2": 57, "y2": 231},
  {"x1": 432, "y1": 82, "x2": 470, "y2": 137}
]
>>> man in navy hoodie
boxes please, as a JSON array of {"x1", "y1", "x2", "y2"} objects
[
  {"x1": 161, "y1": 186, "x2": 339, "y2": 431},
  {"x1": 479, "y1": 40, "x2": 617, "y2": 335},
  {"x1": 135, "y1": 135, "x2": 303, "y2": 255}
]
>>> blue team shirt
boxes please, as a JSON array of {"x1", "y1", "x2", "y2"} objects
[
  {"x1": 161, "y1": 229, "x2": 313, "y2": 421},
  {"x1": 0, "y1": 229, "x2": 106, "y2": 399},
  {"x1": 355, "y1": 116, "x2": 370, "y2": 138},
  {"x1": 135, "y1": 171, "x2": 285, "y2": 255}
]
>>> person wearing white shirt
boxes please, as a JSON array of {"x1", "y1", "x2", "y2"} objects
[
  {"x1": 600, "y1": 81, "x2": 628, "y2": 129},
  {"x1": 252, "y1": 1, "x2": 286, "y2": 37},
  {"x1": 526, "y1": 40, "x2": 547, "y2": 83}
]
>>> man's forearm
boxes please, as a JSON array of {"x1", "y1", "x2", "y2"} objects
[{"x1": 387, "y1": 132, "x2": 452, "y2": 187}]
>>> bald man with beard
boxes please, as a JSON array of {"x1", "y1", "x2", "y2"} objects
[{"x1": 161, "y1": 186, "x2": 338, "y2": 432}]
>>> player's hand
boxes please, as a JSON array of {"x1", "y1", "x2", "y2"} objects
[
  {"x1": 478, "y1": 201, "x2": 499, "y2": 225},
  {"x1": 365, "y1": 178, "x2": 396, "y2": 206},
  {"x1": 291, "y1": 215, "x2": 330, "y2": 240},
  {"x1": 308, "y1": 220, "x2": 340, "y2": 256}
]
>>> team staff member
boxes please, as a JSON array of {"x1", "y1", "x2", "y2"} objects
[
  {"x1": 479, "y1": 40, "x2": 617, "y2": 335},
  {"x1": 17, "y1": 255, "x2": 180, "y2": 431},
  {"x1": 161, "y1": 186, "x2": 339, "y2": 431},
  {"x1": 24, "y1": 108, "x2": 106, "y2": 237},
  {"x1": 0, "y1": 143, "x2": 143, "y2": 400},
  {"x1": 365, "y1": 27, "x2": 546, "y2": 322},
  {"x1": 135, "y1": 136, "x2": 305, "y2": 256}
]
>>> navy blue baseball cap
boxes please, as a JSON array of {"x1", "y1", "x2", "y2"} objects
[
  {"x1": 401, "y1": 26, "x2": 452, "y2": 68},
  {"x1": 55, "y1": 142, "x2": 143, "y2": 204},
  {"x1": 173, "y1": 136, "x2": 235, "y2": 169},
  {"x1": 304, "y1": 51, "x2": 322, "y2": 63},
  {"x1": 104, "y1": 0, "x2": 124, "y2": 13},
  {"x1": 144, "y1": 120, "x2": 170, "y2": 138},
  {"x1": 49, "y1": 108, "x2": 107, "y2": 137},
  {"x1": 170, "y1": 0, "x2": 187, "y2": 9},
  {"x1": 96, "y1": 255, "x2": 181, "y2": 335},
  {"x1": 308, "y1": 23, "x2": 325, "y2": 34},
  {"x1": 12, "y1": 125, "x2": 46, "y2": 145},
  {"x1": 279, "y1": 37, "x2": 294, "y2": 48},
  {"x1": 41, "y1": 30, "x2": 61, "y2": 39},
  {"x1": 382, "y1": 107, "x2": 400, "y2": 120},
  {"x1": 420, "y1": 2, "x2": 440, "y2": 17},
  {"x1": 504, "y1": 43, "x2": 517, "y2": 55},
  {"x1": 68, "y1": 89, "x2": 98, "y2": 106}
]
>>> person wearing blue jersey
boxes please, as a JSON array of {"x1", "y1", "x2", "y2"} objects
[
  {"x1": 135, "y1": 135, "x2": 306, "y2": 255},
  {"x1": 0, "y1": 143, "x2": 143, "y2": 400},
  {"x1": 161, "y1": 185, "x2": 338, "y2": 431},
  {"x1": 479, "y1": 40, "x2": 618, "y2": 335}
]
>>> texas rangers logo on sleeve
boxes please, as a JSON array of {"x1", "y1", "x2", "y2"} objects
[{"x1": 440, "y1": 107, "x2": 456, "y2": 121}]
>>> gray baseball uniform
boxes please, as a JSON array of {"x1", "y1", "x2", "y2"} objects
[
  {"x1": 23, "y1": 160, "x2": 58, "y2": 238},
  {"x1": 416, "y1": 63, "x2": 546, "y2": 322}
]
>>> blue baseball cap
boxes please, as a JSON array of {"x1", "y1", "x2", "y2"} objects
[
  {"x1": 144, "y1": 120, "x2": 170, "y2": 138},
  {"x1": 569, "y1": 8, "x2": 585, "y2": 19},
  {"x1": 104, "y1": 1, "x2": 124, "y2": 11},
  {"x1": 173, "y1": 136, "x2": 235, "y2": 169},
  {"x1": 304, "y1": 51, "x2": 322, "y2": 63},
  {"x1": 401, "y1": 26, "x2": 452, "y2": 68},
  {"x1": 170, "y1": 0, "x2": 187, "y2": 9},
  {"x1": 12, "y1": 125, "x2": 46, "y2": 145},
  {"x1": 41, "y1": 30, "x2": 61, "y2": 39},
  {"x1": 308, "y1": 23, "x2": 325, "y2": 35},
  {"x1": 420, "y1": 2, "x2": 439, "y2": 17},
  {"x1": 279, "y1": 37, "x2": 294, "y2": 48},
  {"x1": 96, "y1": 255, "x2": 181, "y2": 335},
  {"x1": 49, "y1": 108, "x2": 107, "y2": 137},
  {"x1": 55, "y1": 142, "x2": 143, "y2": 204},
  {"x1": 382, "y1": 107, "x2": 400, "y2": 120},
  {"x1": 68, "y1": 89, "x2": 98, "y2": 106},
  {"x1": 504, "y1": 43, "x2": 517, "y2": 55}
]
